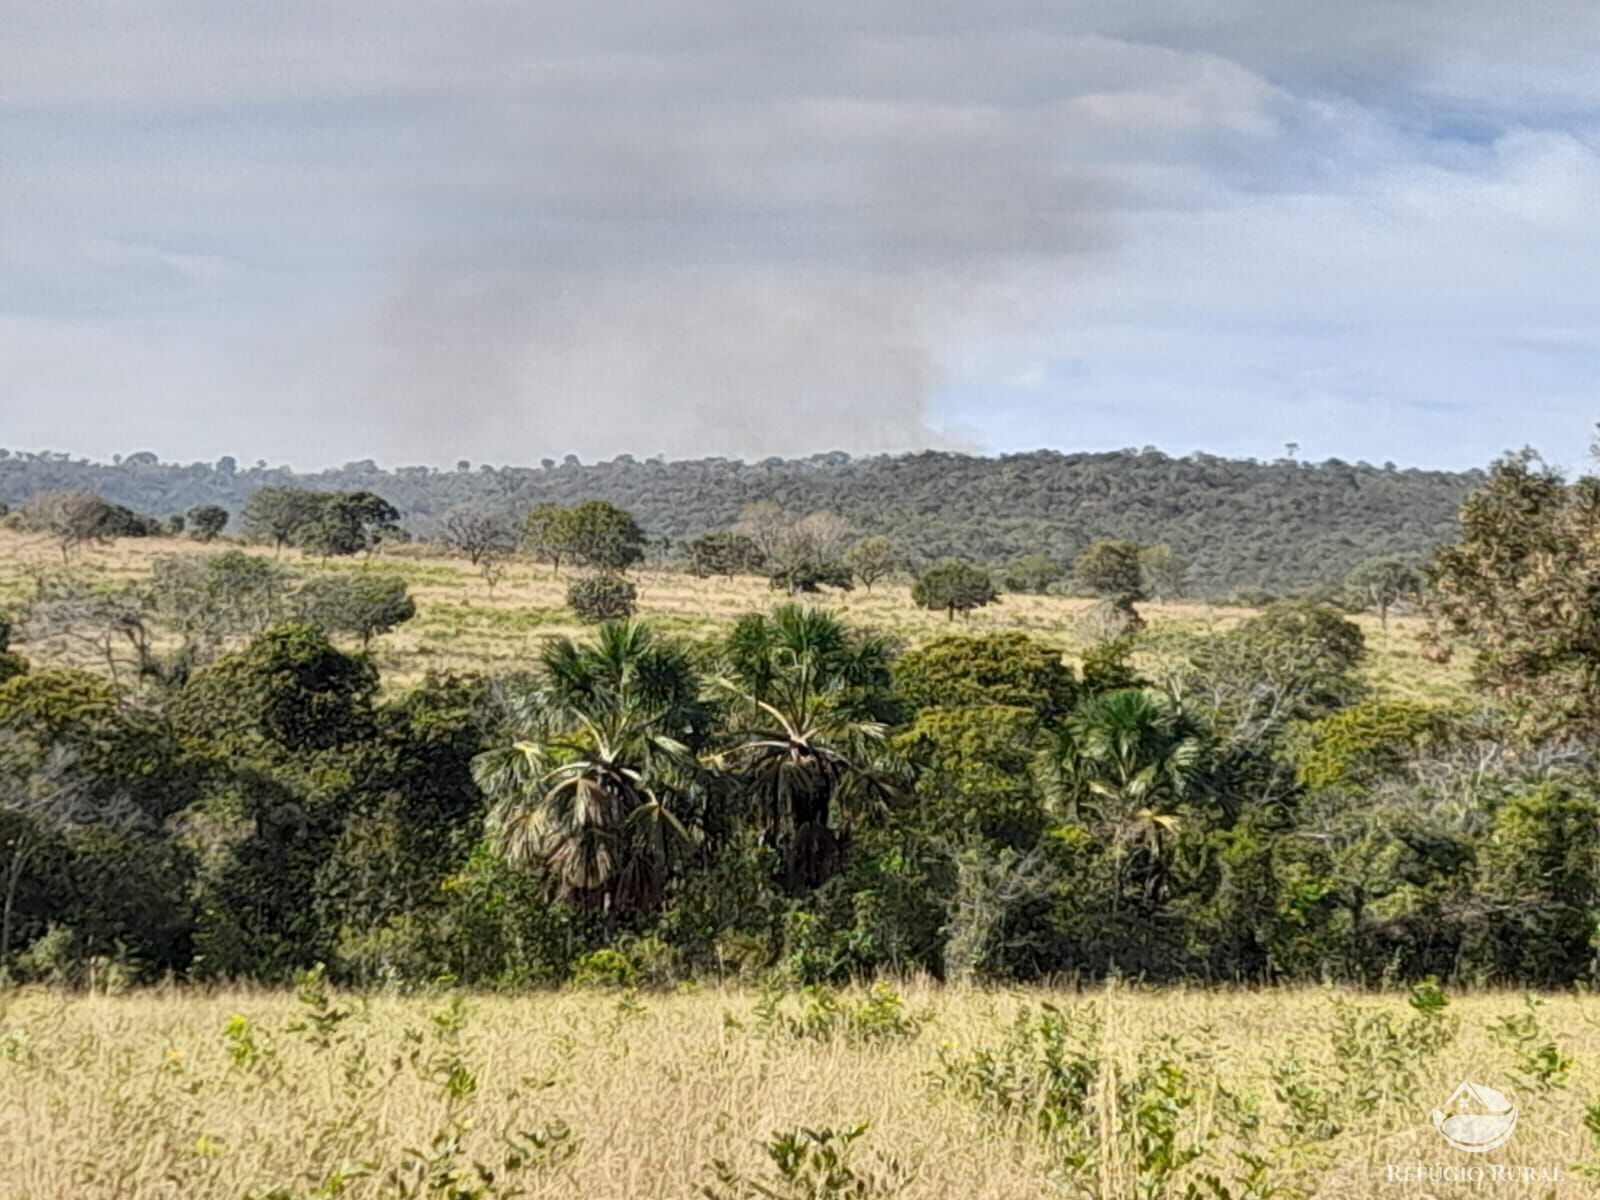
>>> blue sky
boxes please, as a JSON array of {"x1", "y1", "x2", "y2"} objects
[{"x1": 3, "y1": 2, "x2": 1598, "y2": 471}]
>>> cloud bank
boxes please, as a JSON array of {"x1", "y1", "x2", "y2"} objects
[{"x1": 2, "y1": 2, "x2": 1598, "y2": 467}]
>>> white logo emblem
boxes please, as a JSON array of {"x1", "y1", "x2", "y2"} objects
[{"x1": 1432, "y1": 1081, "x2": 1517, "y2": 1153}]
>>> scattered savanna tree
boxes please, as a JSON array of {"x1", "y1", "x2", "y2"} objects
[
  {"x1": 521, "y1": 502, "x2": 571, "y2": 571},
  {"x1": 242, "y1": 488, "x2": 400, "y2": 557},
  {"x1": 241, "y1": 486, "x2": 328, "y2": 554},
  {"x1": 185, "y1": 505, "x2": 228, "y2": 542},
  {"x1": 293, "y1": 572, "x2": 417, "y2": 646},
  {"x1": 20, "y1": 490, "x2": 158, "y2": 560},
  {"x1": 440, "y1": 507, "x2": 516, "y2": 566},
  {"x1": 294, "y1": 491, "x2": 402, "y2": 557},
  {"x1": 1345, "y1": 557, "x2": 1422, "y2": 628},
  {"x1": 912, "y1": 560, "x2": 999, "y2": 621},
  {"x1": 844, "y1": 535, "x2": 903, "y2": 591}
]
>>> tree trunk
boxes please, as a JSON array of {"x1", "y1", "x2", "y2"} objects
[{"x1": 1, "y1": 838, "x2": 33, "y2": 974}]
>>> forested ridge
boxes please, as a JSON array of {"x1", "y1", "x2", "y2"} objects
[{"x1": 0, "y1": 447, "x2": 1477, "y2": 595}]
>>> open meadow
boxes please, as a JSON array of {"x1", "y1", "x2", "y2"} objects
[
  {"x1": 0, "y1": 980, "x2": 1597, "y2": 1199},
  {"x1": 0, "y1": 528, "x2": 1468, "y2": 705}
]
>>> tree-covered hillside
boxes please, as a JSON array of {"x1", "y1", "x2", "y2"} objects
[{"x1": 0, "y1": 448, "x2": 1478, "y2": 595}]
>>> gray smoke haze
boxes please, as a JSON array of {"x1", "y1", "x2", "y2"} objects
[{"x1": 4, "y1": 2, "x2": 1599, "y2": 467}]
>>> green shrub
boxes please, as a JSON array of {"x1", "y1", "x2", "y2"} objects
[
  {"x1": 566, "y1": 574, "x2": 637, "y2": 623},
  {"x1": 760, "y1": 984, "x2": 923, "y2": 1045},
  {"x1": 569, "y1": 947, "x2": 638, "y2": 989},
  {"x1": 704, "y1": 1123, "x2": 908, "y2": 1200}
]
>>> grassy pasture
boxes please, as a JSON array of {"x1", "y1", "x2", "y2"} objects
[
  {"x1": 0, "y1": 529, "x2": 1469, "y2": 704},
  {"x1": 0, "y1": 982, "x2": 1596, "y2": 1198}
]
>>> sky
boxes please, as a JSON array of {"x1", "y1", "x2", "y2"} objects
[{"x1": 3, "y1": 2, "x2": 1598, "y2": 471}]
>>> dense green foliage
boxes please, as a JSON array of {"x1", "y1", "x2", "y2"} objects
[
  {"x1": 3, "y1": 450, "x2": 1598, "y2": 993},
  {"x1": 912, "y1": 560, "x2": 999, "y2": 620},
  {"x1": 0, "y1": 447, "x2": 1476, "y2": 595}
]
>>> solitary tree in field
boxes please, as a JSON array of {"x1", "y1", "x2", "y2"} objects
[
  {"x1": 913, "y1": 560, "x2": 999, "y2": 621},
  {"x1": 21, "y1": 491, "x2": 125, "y2": 561},
  {"x1": 844, "y1": 536, "x2": 902, "y2": 591},
  {"x1": 186, "y1": 505, "x2": 229, "y2": 543},
  {"x1": 441, "y1": 507, "x2": 516, "y2": 566},
  {"x1": 563, "y1": 500, "x2": 646, "y2": 573},
  {"x1": 1344, "y1": 557, "x2": 1422, "y2": 629},
  {"x1": 242, "y1": 487, "x2": 325, "y2": 554},
  {"x1": 731, "y1": 500, "x2": 793, "y2": 565},
  {"x1": 294, "y1": 492, "x2": 401, "y2": 558},
  {"x1": 567, "y1": 575, "x2": 638, "y2": 623},
  {"x1": 294, "y1": 573, "x2": 417, "y2": 647},
  {"x1": 521, "y1": 503, "x2": 571, "y2": 572}
]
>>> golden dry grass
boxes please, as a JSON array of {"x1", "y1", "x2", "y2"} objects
[
  {"x1": 0, "y1": 982, "x2": 1596, "y2": 1198},
  {"x1": 0, "y1": 528, "x2": 1470, "y2": 705}
]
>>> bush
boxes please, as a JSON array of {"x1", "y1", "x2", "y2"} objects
[
  {"x1": 569, "y1": 947, "x2": 639, "y2": 989},
  {"x1": 567, "y1": 574, "x2": 637, "y2": 623}
]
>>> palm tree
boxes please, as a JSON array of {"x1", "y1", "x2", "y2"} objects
[
  {"x1": 471, "y1": 620, "x2": 705, "y2": 915},
  {"x1": 1046, "y1": 688, "x2": 1203, "y2": 907},
  {"x1": 716, "y1": 605, "x2": 899, "y2": 888}
]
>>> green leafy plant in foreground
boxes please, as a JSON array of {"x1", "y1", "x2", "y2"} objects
[{"x1": 703, "y1": 1124, "x2": 910, "y2": 1200}]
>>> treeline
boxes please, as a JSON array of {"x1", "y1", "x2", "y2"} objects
[
  {"x1": 0, "y1": 446, "x2": 1477, "y2": 595},
  {"x1": 0, "y1": 452, "x2": 1596, "y2": 989}
]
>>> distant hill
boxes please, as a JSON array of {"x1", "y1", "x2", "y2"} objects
[{"x1": 0, "y1": 447, "x2": 1479, "y2": 596}]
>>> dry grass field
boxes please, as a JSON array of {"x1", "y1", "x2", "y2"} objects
[
  {"x1": 0, "y1": 981, "x2": 1596, "y2": 1198},
  {"x1": 0, "y1": 528, "x2": 1469, "y2": 705}
]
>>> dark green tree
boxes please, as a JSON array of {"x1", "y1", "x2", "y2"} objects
[
  {"x1": 293, "y1": 491, "x2": 401, "y2": 557},
  {"x1": 912, "y1": 560, "x2": 999, "y2": 621},
  {"x1": 241, "y1": 486, "x2": 326, "y2": 554},
  {"x1": 894, "y1": 632, "x2": 1078, "y2": 721},
  {"x1": 186, "y1": 504, "x2": 229, "y2": 542},
  {"x1": 718, "y1": 605, "x2": 898, "y2": 889},
  {"x1": 1428, "y1": 452, "x2": 1600, "y2": 734},
  {"x1": 174, "y1": 623, "x2": 377, "y2": 753},
  {"x1": 294, "y1": 573, "x2": 417, "y2": 647},
  {"x1": 560, "y1": 500, "x2": 646, "y2": 573},
  {"x1": 472, "y1": 621, "x2": 705, "y2": 914}
]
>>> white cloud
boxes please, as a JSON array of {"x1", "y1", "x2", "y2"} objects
[{"x1": 1, "y1": 1, "x2": 1597, "y2": 466}]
